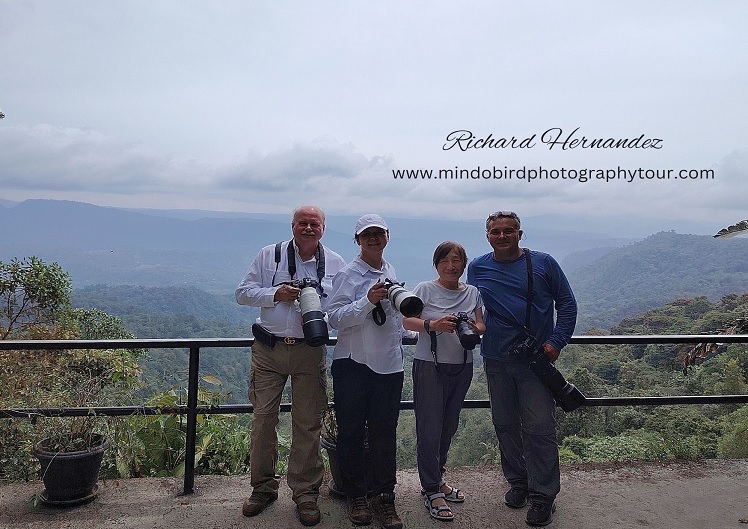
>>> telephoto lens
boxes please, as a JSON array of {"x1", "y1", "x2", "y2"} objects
[
  {"x1": 296, "y1": 280, "x2": 329, "y2": 347},
  {"x1": 382, "y1": 279, "x2": 424, "y2": 317},
  {"x1": 528, "y1": 349, "x2": 586, "y2": 412}
]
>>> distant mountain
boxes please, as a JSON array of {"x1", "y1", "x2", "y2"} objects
[
  {"x1": 0, "y1": 199, "x2": 638, "y2": 291},
  {"x1": 71, "y1": 285, "x2": 256, "y2": 332},
  {"x1": 569, "y1": 231, "x2": 748, "y2": 332},
  {"x1": 561, "y1": 246, "x2": 619, "y2": 273},
  {"x1": 6, "y1": 199, "x2": 746, "y2": 334}
]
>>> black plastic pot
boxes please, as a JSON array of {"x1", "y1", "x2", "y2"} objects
[
  {"x1": 320, "y1": 435, "x2": 373, "y2": 498},
  {"x1": 320, "y1": 436, "x2": 346, "y2": 498},
  {"x1": 32, "y1": 434, "x2": 109, "y2": 506}
]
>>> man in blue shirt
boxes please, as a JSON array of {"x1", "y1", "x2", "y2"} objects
[{"x1": 468, "y1": 211, "x2": 577, "y2": 527}]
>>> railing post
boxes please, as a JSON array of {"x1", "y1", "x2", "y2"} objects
[{"x1": 183, "y1": 346, "x2": 200, "y2": 495}]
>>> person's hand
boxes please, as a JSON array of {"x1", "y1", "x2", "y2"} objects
[
  {"x1": 367, "y1": 281, "x2": 389, "y2": 304},
  {"x1": 431, "y1": 315, "x2": 457, "y2": 333},
  {"x1": 542, "y1": 343, "x2": 559, "y2": 363},
  {"x1": 274, "y1": 284, "x2": 300, "y2": 303}
]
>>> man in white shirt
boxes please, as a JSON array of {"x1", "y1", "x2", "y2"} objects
[{"x1": 236, "y1": 206, "x2": 346, "y2": 527}]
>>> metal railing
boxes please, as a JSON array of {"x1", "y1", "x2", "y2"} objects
[{"x1": 2, "y1": 334, "x2": 748, "y2": 495}]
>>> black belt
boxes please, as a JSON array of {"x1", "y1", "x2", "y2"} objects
[
  {"x1": 277, "y1": 336, "x2": 305, "y2": 345},
  {"x1": 252, "y1": 323, "x2": 306, "y2": 348}
]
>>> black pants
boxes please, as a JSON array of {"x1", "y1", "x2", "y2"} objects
[{"x1": 331, "y1": 358, "x2": 404, "y2": 499}]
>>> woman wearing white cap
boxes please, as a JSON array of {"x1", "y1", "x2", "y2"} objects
[{"x1": 326, "y1": 214, "x2": 406, "y2": 529}]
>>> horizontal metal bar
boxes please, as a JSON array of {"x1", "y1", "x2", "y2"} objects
[
  {"x1": 1, "y1": 334, "x2": 747, "y2": 351},
  {"x1": 4, "y1": 394, "x2": 748, "y2": 420}
]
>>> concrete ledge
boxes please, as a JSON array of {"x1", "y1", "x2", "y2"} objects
[{"x1": 1, "y1": 460, "x2": 746, "y2": 529}]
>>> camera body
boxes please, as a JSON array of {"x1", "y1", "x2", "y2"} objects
[
  {"x1": 453, "y1": 312, "x2": 481, "y2": 350},
  {"x1": 381, "y1": 278, "x2": 424, "y2": 317},
  {"x1": 286, "y1": 278, "x2": 328, "y2": 347},
  {"x1": 507, "y1": 336, "x2": 586, "y2": 412}
]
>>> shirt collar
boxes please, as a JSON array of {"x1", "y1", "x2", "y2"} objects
[{"x1": 351, "y1": 255, "x2": 387, "y2": 276}]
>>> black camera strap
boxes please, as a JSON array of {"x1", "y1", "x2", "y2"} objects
[
  {"x1": 272, "y1": 240, "x2": 326, "y2": 294},
  {"x1": 490, "y1": 248, "x2": 537, "y2": 342},
  {"x1": 373, "y1": 301, "x2": 387, "y2": 326},
  {"x1": 429, "y1": 329, "x2": 468, "y2": 375}
]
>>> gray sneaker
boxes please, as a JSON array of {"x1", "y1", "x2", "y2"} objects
[{"x1": 370, "y1": 492, "x2": 403, "y2": 529}]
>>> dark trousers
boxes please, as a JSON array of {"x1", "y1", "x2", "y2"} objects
[
  {"x1": 484, "y1": 359, "x2": 560, "y2": 503},
  {"x1": 331, "y1": 358, "x2": 404, "y2": 499},
  {"x1": 413, "y1": 359, "x2": 473, "y2": 493}
]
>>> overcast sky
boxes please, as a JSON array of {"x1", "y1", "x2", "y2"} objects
[{"x1": 1, "y1": 1, "x2": 746, "y2": 230}]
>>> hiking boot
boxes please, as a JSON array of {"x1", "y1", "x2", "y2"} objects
[
  {"x1": 296, "y1": 501, "x2": 321, "y2": 526},
  {"x1": 370, "y1": 492, "x2": 403, "y2": 529},
  {"x1": 504, "y1": 486, "x2": 529, "y2": 508},
  {"x1": 348, "y1": 496, "x2": 373, "y2": 526},
  {"x1": 241, "y1": 491, "x2": 278, "y2": 517},
  {"x1": 526, "y1": 500, "x2": 556, "y2": 527}
]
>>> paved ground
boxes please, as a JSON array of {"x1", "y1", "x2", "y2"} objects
[{"x1": 1, "y1": 459, "x2": 747, "y2": 529}]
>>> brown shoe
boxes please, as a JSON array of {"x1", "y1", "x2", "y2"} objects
[
  {"x1": 370, "y1": 493, "x2": 403, "y2": 529},
  {"x1": 296, "y1": 501, "x2": 321, "y2": 526},
  {"x1": 348, "y1": 496, "x2": 373, "y2": 526},
  {"x1": 241, "y1": 492, "x2": 278, "y2": 517}
]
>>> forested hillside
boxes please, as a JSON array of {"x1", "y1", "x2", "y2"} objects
[
  {"x1": 569, "y1": 231, "x2": 748, "y2": 332},
  {"x1": 72, "y1": 283, "x2": 748, "y2": 468},
  {"x1": 4, "y1": 254, "x2": 746, "y2": 480},
  {"x1": 72, "y1": 285, "x2": 258, "y2": 403},
  {"x1": 443, "y1": 293, "x2": 748, "y2": 468}
]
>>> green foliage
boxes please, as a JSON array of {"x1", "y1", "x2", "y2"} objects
[
  {"x1": 558, "y1": 446, "x2": 582, "y2": 464},
  {"x1": 562, "y1": 431, "x2": 669, "y2": 463},
  {"x1": 110, "y1": 385, "x2": 252, "y2": 478},
  {"x1": 0, "y1": 257, "x2": 72, "y2": 339},
  {"x1": 4, "y1": 254, "x2": 748, "y2": 482},
  {"x1": 570, "y1": 232, "x2": 748, "y2": 332},
  {"x1": 718, "y1": 406, "x2": 748, "y2": 458}
]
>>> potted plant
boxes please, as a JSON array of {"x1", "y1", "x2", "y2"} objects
[
  {"x1": 320, "y1": 404, "x2": 345, "y2": 498},
  {"x1": 320, "y1": 404, "x2": 374, "y2": 498},
  {"x1": 1, "y1": 259, "x2": 141, "y2": 503},
  {"x1": 32, "y1": 431, "x2": 110, "y2": 505}
]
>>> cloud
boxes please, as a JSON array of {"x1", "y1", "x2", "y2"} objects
[
  {"x1": 0, "y1": 124, "x2": 190, "y2": 193},
  {"x1": 216, "y1": 137, "x2": 390, "y2": 192},
  {"x1": 1, "y1": 121, "x2": 745, "y2": 224},
  {"x1": 1, "y1": 1, "x2": 746, "y2": 223}
]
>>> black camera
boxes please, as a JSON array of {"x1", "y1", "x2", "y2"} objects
[
  {"x1": 381, "y1": 278, "x2": 423, "y2": 317},
  {"x1": 286, "y1": 278, "x2": 328, "y2": 347},
  {"x1": 453, "y1": 312, "x2": 481, "y2": 350},
  {"x1": 508, "y1": 336, "x2": 586, "y2": 412}
]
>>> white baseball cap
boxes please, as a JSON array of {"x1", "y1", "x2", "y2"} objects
[{"x1": 355, "y1": 214, "x2": 389, "y2": 235}]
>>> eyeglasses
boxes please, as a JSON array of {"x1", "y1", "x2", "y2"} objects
[{"x1": 486, "y1": 211, "x2": 521, "y2": 230}]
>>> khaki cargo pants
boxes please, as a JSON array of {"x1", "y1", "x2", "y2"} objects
[{"x1": 248, "y1": 339, "x2": 327, "y2": 504}]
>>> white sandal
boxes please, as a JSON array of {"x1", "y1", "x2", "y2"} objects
[{"x1": 423, "y1": 491, "x2": 454, "y2": 521}]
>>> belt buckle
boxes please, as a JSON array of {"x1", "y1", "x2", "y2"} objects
[{"x1": 284, "y1": 337, "x2": 296, "y2": 345}]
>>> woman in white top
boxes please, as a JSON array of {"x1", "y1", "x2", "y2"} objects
[
  {"x1": 326, "y1": 214, "x2": 406, "y2": 529},
  {"x1": 403, "y1": 241, "x2": 486, "y2": 522}
]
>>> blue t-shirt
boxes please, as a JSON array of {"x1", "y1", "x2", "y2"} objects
[{"x1": 467, "y1": 249, "x2": 577, "y2": 361}]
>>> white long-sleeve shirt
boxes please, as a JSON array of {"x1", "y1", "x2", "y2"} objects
[
  {"x1": 235, "y1": 240, "x2": 346, "y2": 337},
  {"x1": 326, "y1": 256, "x2": 405, "y2": 374}
]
